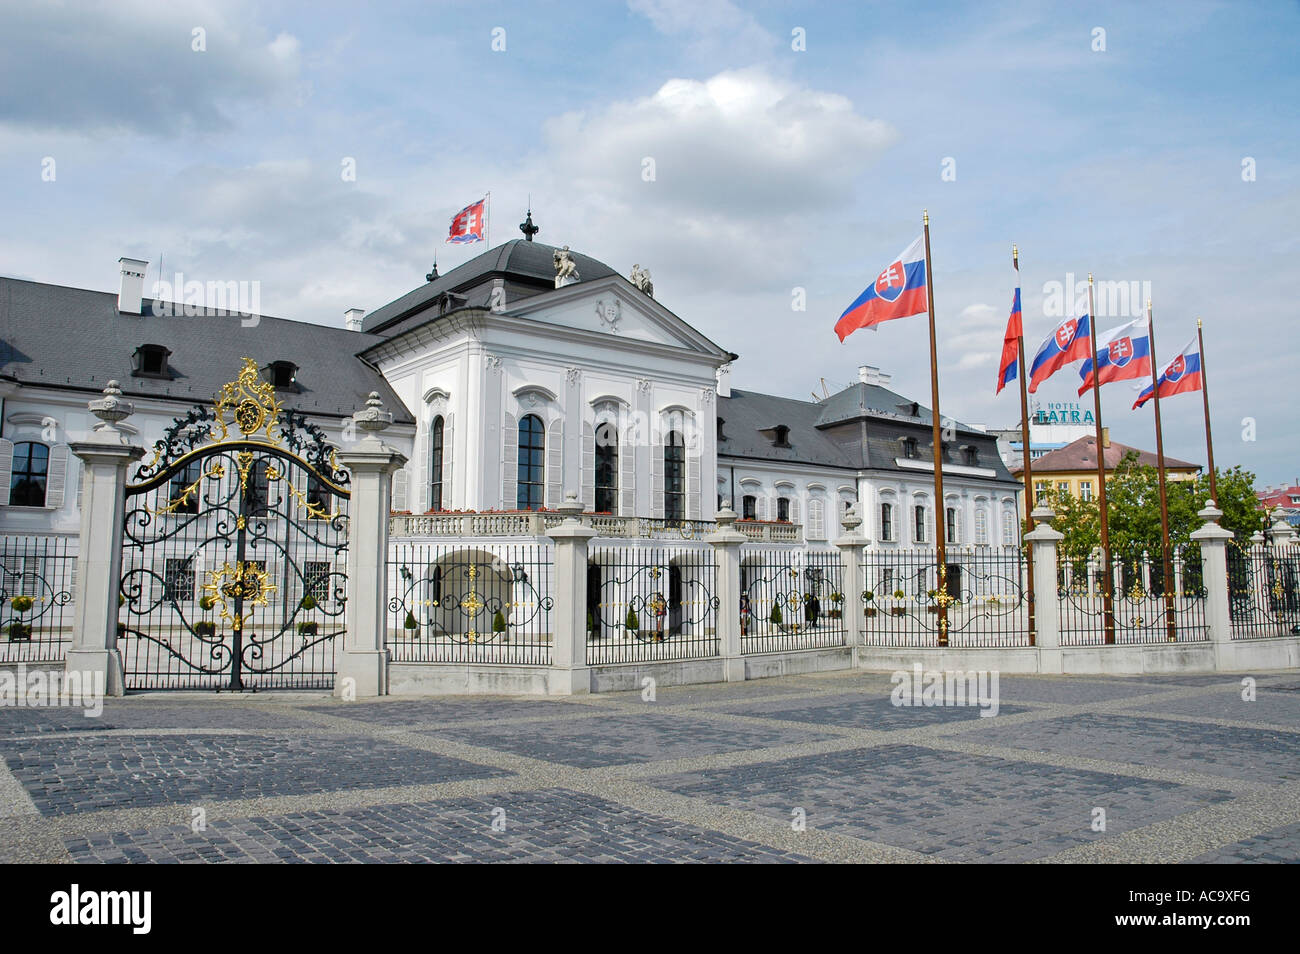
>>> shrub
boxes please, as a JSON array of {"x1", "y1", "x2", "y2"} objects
[
  {"x1": 9, "y1": 595, "x2": 34, "y2": 613},
  {"x1": 7, "y1": 622, "x2": 31, "y2": 641},
  {"x1": 625, "y1": 608, "x2": 639, "y2": 631},
  {"x1": 586, "y1": 611, "x2": 594, "y2": 631},
  {"x1": 299, "y1": 594, "x2": 317, "y2": 611},
  {"x1": 198, "y1": 595, "x2": 216, "y2": 611},
  {"x1": 770, "y1": 603, "x2": 783, "y2": 625},
  {"x1": 297, "y1": 621, "x2": 319, "y2": 636},
  {"x1": 893, "y1": 589, "x2": 905, "y2": 600},
  {"x1": 492, "y1": 610, "x2": 506, "y2": 633},
  {"x1": 863, "y1": 591, "x2": 875, "y2": 603},
  {"x1": 194, "y1": 621, "x2": 216, "y2": 636},
  {"x1": 403, "y1": 610, "x2": 418, "y2": 630}
]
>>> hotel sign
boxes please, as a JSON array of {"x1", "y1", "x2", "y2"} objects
[{"x1": 1033, "y1": 402, "x2": 1095, "y2": 426}]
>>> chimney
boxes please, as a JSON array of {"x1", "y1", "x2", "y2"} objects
[
  {"x1": 118, "y1": 257, "x2": 149, "y2": 314},
  {"x1": 1101, "y1": 426, "x2": 1110, "y2": 448},
  {"x1": 715, "y1": 363, "x2": 731, "y2": 398},
  {"x1": 858, "y1": 365, "x2": 891, "y2": 386},
  {"x1": 344, "y1": 308, "x2": 365, "y2": 332}
]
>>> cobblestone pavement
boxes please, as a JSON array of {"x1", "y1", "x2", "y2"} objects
[{"x1": 1, "y1": 670, "x2": 1297, "y2": 863}]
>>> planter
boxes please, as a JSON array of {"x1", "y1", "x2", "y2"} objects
[
  {"x1": 890, "y1": 607, "x2": 907, "y2": 617},
  {"x1": 297, "y1": 622, "x2": 319, "y2": 637},
  {"x1": 7, "y1": 622, "x2": 32, "y2": 642},
  {"x1": 194, "y1": 621, "x2": 217, "y2": 636},
  {"x1": 864, "y1": 608, "x2": 878, "y2": 619}
]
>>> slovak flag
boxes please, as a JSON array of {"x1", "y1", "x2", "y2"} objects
[
  {"x1": 995, "y1": 285, "x2": 1022, "y2": 395},
  {"x1": 1077, "y1": 319, "x2": 1152, "y2": 396},
  {"x1": 1027, "y1": 313, "x2": 1093, "y2": 393},
  {"x1": 835, "y1": 235, "x2": 927, "y2": 341},
  {"x1": 447, "y1": 198, "x2": 487, "y2": 244},
  {"x1": 1133, "y1": 337, "x2": 1202, "y2": 409}
]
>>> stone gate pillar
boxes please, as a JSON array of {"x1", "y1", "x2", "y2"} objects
[
  {"x1": 547, "y1": 495, "x2": 596, "y2": 694},
  {"x1": 1191, "y1": 501, "x2": 1234, "y2": 669},
  {"x1": 708, "y1": 506, "x2": 746, "y2": 682},
  {"x1": 834, "y1": 505, "x2": 869, "y2": 667},
  {"x1": 1024, "y1": 505, "x2": 1063, "y2": 674},
  {"x1": 336, "y1": 393, "x2": 407, "y2": 698},
  {"x1": 66, "y1": 383, "x2": 144, "y2": 696}
]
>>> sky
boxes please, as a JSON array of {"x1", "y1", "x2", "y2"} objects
[{"x1": 1, "y1": 0, "x2": 1297, "y2": 486}]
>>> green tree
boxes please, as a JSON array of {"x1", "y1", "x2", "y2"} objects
[{"x1": 1036, "y1": 452, "x2": 1265, "y2": 554}]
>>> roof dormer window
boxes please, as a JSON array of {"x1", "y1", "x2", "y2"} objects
[
  {"x1": 717, "y1": 416, "x2": 726, "y2": 441},
  {"x1": 132, "y1": 344, "x2": 172, "y2": 379},
  {"x1": 267, "y1": 360, "x2": 298, "y2": 391},
  {"x1": 900, "y1": 437, "x2": 919, "y2": 460},
  {"x1": 772, "y1": 425, "x2": 790, "y2": 447}
]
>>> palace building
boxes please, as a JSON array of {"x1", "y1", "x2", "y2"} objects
[{"x1": 1, "y1": 227, "x2": 1021, "y2": 550}]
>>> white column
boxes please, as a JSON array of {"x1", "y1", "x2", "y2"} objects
[
  {"x1": 708, "y1": 506, "x2": 746, "y2": 682},
  {"x1": 1024, "y1": 505, "x2": 1063, "y2": 674},
  {"x1": 1192, "y1": 501, "x2": 1235, "y2": 668},
  {"x1": 66, "y1": 383, "x2": 144, "y2": 696},
  {"x1": 835, "y1": 504, "x2": 869, "y2": 666},
  {"x1": 336, "y1": 393, "x2": 408, "y2": 698},
  {"x1": 547, "y1": 494, "x2": 596, "y2": 694}
]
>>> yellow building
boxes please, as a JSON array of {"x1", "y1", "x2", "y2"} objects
[{"x1": 1011, "y1": 434, "x2": 1199, "y2": 514}]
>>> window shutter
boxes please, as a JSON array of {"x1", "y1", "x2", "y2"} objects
[
  {"x1": 546, "y1": 418, "x2": 564, "y2": 508},
  {"x1": 391, "y1": 468, "x2": 408, "y2": 512},
  {"x1": 788, "y1": 496, "x2": 800, "y2": 526},
  {"x1": 415, "y1": 423, "x2": 429, "y2": 513},
  {"x1": 619, "y1": 435, "x2": 634, "y2": 516},
  {"x1": 582, "y1": 422, "x2": 595, "y2": 511},
  {"x1": 756, "y1": 494, "x2": 767, "y2": 521},
  {"x1": 651, "y1": 443, "x2": 665, "y2": 519},
  {"x1": 0, "y1": 439, "x2": 12, "y2": 506},
  {"x1": 442, "y1": 413, "x2": 454, "y2": 508},
  {"x1": 686, "y1": 452, "x2": 700, "y2": 519},
  {"x1": 809, "y1": 498, "x2": 824, "y2": 540},
  {"x1": 502, "y1": 413, "x2": 517, "y2": 509},
  {"x1": 45, "y1": 444, "x2": 70, "y2": 510}
]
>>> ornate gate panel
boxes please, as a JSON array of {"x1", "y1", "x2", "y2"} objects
[{"x1": 119, "y1": 359, "x2": 350, "y2": 690}]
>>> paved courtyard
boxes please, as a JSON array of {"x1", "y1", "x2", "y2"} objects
[{"x1": 1, "y1": 669, "x2": 1298, "y2": 863}]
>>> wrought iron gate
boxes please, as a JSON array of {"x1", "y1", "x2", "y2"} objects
[{"x1": 119, "y1": 359, "x2": 350, "y2": 690}]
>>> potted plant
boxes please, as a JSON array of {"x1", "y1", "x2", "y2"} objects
[
  {"x1": 297, "y1": 620, "x2": 319, "y2": 637},
  {"x1": 403, "y1": 610, "x2": 419, "y2": 634},
  {"x1": 195, "y1": 620, "x2": 216, "y2": 636},
  {"x1": 10, "y1": 595, "x2": 34, "y2": 613},
  {"x1": 7, "y1": 621, "x2": 31, "y2": 641},
  {"x1": 770, "y1": 602, "x2": 783, "y2": 628},
  {"x1": 299, "y1": 594, "x2": 318, "y2": 611},
  {"x1": 625, "y1": 608, "x2": 639, "y2": 638},
  {"x1": 492, "y1": 610, "x2": 507, "y2": 635},
  {"x1": 199, "y1": 594, "x2": 216, "y2": 612},
  {"x1": 863, "y1": 590, "x2": 877, "y2": 619}
]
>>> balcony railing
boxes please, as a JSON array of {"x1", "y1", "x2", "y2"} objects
[{"x1": 389, "y1": 512, "x2": 805, "y2": 542}]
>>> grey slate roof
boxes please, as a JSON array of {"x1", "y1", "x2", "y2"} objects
[
  {"x1": 0, "y1": 277, "x2": 414, "y2": 425},
  {"x1": 362, "y1": 240, "x2": 620, "y2": 335},
  {"x1": 719, "y1": 384, "x2": 1017, "y2": 484}
]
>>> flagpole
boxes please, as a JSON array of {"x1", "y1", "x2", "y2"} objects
[
  {"x1": 922, "y1": 210, "x2": 951, "y2": 646},
  {"x1": 1145, "y1": 298, "x2": 1178, "y2": 642},
  {"x1": 485, "y1": 191, "x2": 491, "y2": 247},
  {"x1": 1086, "y1": 274, "x2": 1117, "y2": 644},
  {"x1": 1196, "y1": 318, "x2": 1218, "y2": 504},
  {"x1": 1014, "y1": 245, "x2": 1036, "y2": 645}
]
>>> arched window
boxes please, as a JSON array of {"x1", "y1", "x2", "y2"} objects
[
  {"x1": 10, "y1": 442, "x2": 49, "y2": 507},
  {"x1": 742, "y1": 495, "x2": 757, "y2": 520},
  {"x1": 429, "y1": 415, "x2": 445, "y2": 511},
  {"x1": 166, "y1": 459, "x2": 203, "y2": 514},
  {"x1": 914, "y1": 504, "x2": 927, "y2": 543},
  {"x1": 879, "y1": 502, "x2": 894, "y2": 542},
  {"x1": 776, "y1": 497, "x2": 791, "y2": 522},
  {"x1": 517, "y1": 414, "x2": 545, "y2": 511},
  {"x1": 595, "y1": 421, "x2": 618, "y2": 514},
  {"x1": 664, "y1": 430, "x2": 685, "y2": 523}
]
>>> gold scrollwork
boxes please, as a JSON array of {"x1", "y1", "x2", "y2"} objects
[
  {"x1": 201, "y1": 561, "x2": 277, "y2": 634},
  {"x1": 214, "y1": 357, "x2": 284, "y2": 445}
]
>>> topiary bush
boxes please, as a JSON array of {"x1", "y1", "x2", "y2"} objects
[{"x1": 492, "y1": 610, "x2": 506, "y2": 633}]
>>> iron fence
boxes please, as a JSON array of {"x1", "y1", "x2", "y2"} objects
[
  {"x1": 1058, "y1": 545, "x2": 1208, "y2": 645},
  {"x1": 0, "y1": 535, "x2": 76, "y2": 663},
  {"x1": 586, "y1": 545, "x2": 718, "y2": 664},
  {"x1": 388, "y1": 542, "x2": 554, "y2": 665},
  {"x1": 860, "y1": 548, "x2": 1031, "y2": 647},
  {"x1": 1227, "y1": 542, "x2": 1300, "y2": 639},
  {"x1": 740, "y1": 548, "x2": 846, "y2": 653}
]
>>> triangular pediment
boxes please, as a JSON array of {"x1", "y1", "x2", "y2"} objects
[{"x1": 500, "y1": 275, "x2": 730, "y2": 359}]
